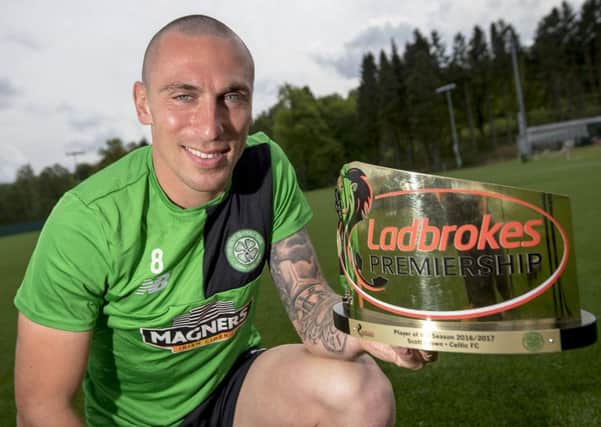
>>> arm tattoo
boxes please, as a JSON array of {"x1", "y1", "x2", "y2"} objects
[{"x1": 270, "y1": 230, "x2": 347, "y2": 353}]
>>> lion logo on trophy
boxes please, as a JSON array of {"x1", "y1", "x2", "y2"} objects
[{"x1": 336, "y1": 167, "x2": 388, "y2": 298}]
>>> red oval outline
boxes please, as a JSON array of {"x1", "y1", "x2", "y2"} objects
[{"x1": 343, "y1": 188, "x2": 570, "y2": 320}]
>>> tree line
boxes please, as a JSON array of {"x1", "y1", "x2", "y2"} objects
[
  {"x1": 2, "y1": 0, "x2": 600, "y2": 227},
  {"x1": 251, "y1": 0, "x2": 601, "y2": 188},
  {"x1": 0, "y1": 139, "x2": 146, "y2": 226}
]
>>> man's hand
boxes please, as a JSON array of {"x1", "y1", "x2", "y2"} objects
[{"x1": 358, "y1": 338, "x2": 437, "y2": 370}]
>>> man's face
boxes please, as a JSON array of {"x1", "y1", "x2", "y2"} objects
[{"x1": 134, "y1": 32, "x2": 253, "y2": 208}]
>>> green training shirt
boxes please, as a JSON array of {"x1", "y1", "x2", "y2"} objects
[{"x1": 14, "y1": 132, "x2": 313, "y2": 426}]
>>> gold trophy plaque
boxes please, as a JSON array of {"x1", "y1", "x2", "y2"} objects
[{"x1": 333, "y1": 162, "x2": 597, "y2": 354}]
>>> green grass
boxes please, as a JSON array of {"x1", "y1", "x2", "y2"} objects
[
  {"x1": 0, "y1": 232, "x2": 39, "y2": 422},
  {"x1": 2, "y1": 145, "x2": 600, "y2": 426}
]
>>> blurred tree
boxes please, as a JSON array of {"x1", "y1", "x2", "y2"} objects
[
  {"x1": 97, "y1": 138, "x2": 128, "y2": 170},
  {"x1": 578, "y1": 0, "x2": 601, "y2": 105},
  {"x1": 431, "y1": 30, "x2": 449, "y2": 69},
  {"x1": 14, "y1": 165, "x2": 39, "y2": 220},
  {"x1": 532, "y1": 3, "x2": 584, "y2": 119},
  {"x1": 533, "y1": 7, "x2": 562, "y2": 118},
  {"x1": 0, "y1": 184, "x2": 28, "y2": 225},
  {"x1": 317, "y1": 92, "x2": 360, "y2": 165},
  {"x1": 357, "y1": 53, "x2": 380, "y2": 164},
  {"x1": 0, "y1": 184, "x2": 13, "y2": 224},
  {"x1": 126, "y1": 137, "x2": 149, "y2": 152},
  {"x1": 449, "y1": 32, "x2": 477, "y2": 151},
  {"x1": 377, "y1": 49, "x2": 403, "y2": 167},
  {"x1": 74, "y1": 163, "x2": 95, "y2": 182},
  {"x1": 467, "y1": 25, "x2": 491, "y2": 147},
  {"x1": 250, "y1": 105, "x2": 278, "y2": 137},
  {"x1": 36, "y1": 164, "x2": 75, "y2": 218},
  {"x1": 404, "y1": 30, "x2": 445, "y2": 170},
  {"x1": 390, "y1": 40, "x2": 414, "y2": 169},
  {"x1": 490, "y1": 20, "x2": 518, "y2": 146},
  {"x1": 273, "y1": 85, "x2": 342, "y2": 189},
  {"x1": 1, "y1": 164, "x2": 75, "y2": 225}
]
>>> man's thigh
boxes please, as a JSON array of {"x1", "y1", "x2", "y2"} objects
[{"x1": 233, "y1": 344, "x2": 395, "y2": 427}]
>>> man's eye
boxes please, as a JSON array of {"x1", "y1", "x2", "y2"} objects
[
  {"x1": 174, "y1": 94, "x2": 193, "y2": 102},
  {"x1": 224, "y1": 93, "x2": 242, "y2": 102}
]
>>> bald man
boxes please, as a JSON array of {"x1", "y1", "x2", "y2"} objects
[{"x1": 14, "y1": 15, "x2": 432, "y2": 427}]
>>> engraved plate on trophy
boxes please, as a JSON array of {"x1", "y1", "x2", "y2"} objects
[{"x1": 333, "y1": 162, "x2": 597, "y2": 354}]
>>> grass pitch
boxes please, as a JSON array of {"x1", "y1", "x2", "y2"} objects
[{"x1": 2, "y1": 145, "x2": 600, "y2": 426}]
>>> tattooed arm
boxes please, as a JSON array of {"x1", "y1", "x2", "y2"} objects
[
  {"x1": 270, "y1": 228, "x2": 433, "y2": 367},
  {"x1": 269, "y1": 228, "x2": 360, "y2": 357}
]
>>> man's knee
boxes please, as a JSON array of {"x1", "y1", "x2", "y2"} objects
[
  {"x1": 235, "y1": 346, "x2": 395, "y2": 427},
  {"x1": 325, "y1": 356, "x2": 395, "y2": 426}
]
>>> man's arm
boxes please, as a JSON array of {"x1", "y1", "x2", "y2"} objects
[
  {"x1": 270, "y1": 228, "x2": 430, "y2": 368},
  {"x1": 14, "y1": 313, "x2": 91, "y2": 427}
]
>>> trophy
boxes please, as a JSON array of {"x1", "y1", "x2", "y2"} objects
[{"x1": 333, "y1": 162, "x2": 597, "y2": 354}]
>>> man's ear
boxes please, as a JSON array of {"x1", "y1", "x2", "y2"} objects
[{"x1": 133, "y1": 81, "x2": 152, "y2": 125}]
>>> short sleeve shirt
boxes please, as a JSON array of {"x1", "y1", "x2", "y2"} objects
[{"x1": 14, "y1": 132, "x2": 313, "y2": 426}]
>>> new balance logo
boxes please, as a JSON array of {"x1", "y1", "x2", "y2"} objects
[{"x1": 136, "y1": 272, "x2": 171, "y2": 295}]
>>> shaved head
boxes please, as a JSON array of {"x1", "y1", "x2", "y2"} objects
[{"x1": 142, "y1": 15, "x2": 254, "y2": 85}]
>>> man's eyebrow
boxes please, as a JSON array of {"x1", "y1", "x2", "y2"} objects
[
  {"x1": 159, "y1": 83, "x2": 200, "y2": 93},
  {"x1": 222, "y1": 84, "x2": 252, "y2": 95},
  {"x1": 158, "y1": 82, "x2": 252, "y2": 94}
]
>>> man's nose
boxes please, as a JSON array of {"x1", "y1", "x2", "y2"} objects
[{"x1": 192, "y1": 100, "x2": 224, "y2": 140}]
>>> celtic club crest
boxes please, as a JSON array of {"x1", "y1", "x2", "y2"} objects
[{"x1": 225, "y1": 229, "x2": 265, "y2": 273}]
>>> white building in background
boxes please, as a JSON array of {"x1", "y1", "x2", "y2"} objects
[{"x1": 527, "y1": 116, "x2": 601, "y2": 151}]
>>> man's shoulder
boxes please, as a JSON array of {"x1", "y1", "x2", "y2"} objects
[
  {"x1": 245, "y1": 131, "x2": 272, "y2": 148},
  {"x1": 245, "y1": 132, "x2": 289, "y2": 162},
  {"x1": 237, "y1": 132, "x2": 293, "y2": 178},
  {"x1": 69, "y1": 146, "x2": 151, "y2": 206},
  {"x1": 246, "y1": 132, "x2": 284, "y2": 151}
]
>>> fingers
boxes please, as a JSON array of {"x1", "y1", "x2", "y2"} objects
[
  {"x1": 419, "y1": 350, "x2": 438, "y2": 363},
  {"x1": 392, "y1": 347, "x2": 424, "y2": 370},
  {"x1": 359, "y1": 339, "x2": 438, "y2": 370},
  {"x1": 377, "y1": 347, "x2": 438, "y2": 370},
  {"x1": 360, "y1": 340, "x2": 403, "y2": 365}
]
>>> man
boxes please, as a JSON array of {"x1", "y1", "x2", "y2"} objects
[{"x1": 14, "y1": 15, "x2": 432, "y2": 427}]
